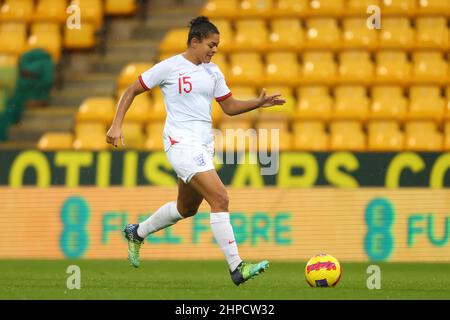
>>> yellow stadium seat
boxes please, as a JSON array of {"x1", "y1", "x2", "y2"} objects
[
  {"x1": 211, "y1": 53, "x2": 230, "y2": 78},
  {"x1": 273, "y1": 0, "x2": 308, "y2": 18},
  {"x1": 148, "y1": 87, "x2": 166, "y2": 121},
  {"x1": 301, "y1": 52, "x2": 337, "y2": 83},
  {"x1": 265, "y1": 52, "x2": 299, "y2": 86},
  {"x1": 105, "y1": 0, "x2": 137, "y2": 15},
  {"x1": 376, "y1": 51, "x2": 411, "y2": 83},
  {"x1": 228, "y1": 53, "x2": 264, "y2": 86},
  {"x1": 0, "y1": 22, "x2": 27, "y2": 55},
  {"x1": 0, "y1": 0, "x2": 34, "y2": 22},
  {"x1": 342, "y1": 18, "x2": 378, "y2": 49},
  {"x1": 330, "y1": 121, "x2": 366, "y2": 151},
  {"x1": 308, "y1": 0, "x2": 344, "y2": 15},
  {"x1": 258, "y1": 86, "x2": 295, "y2": 120},
  {"x1": 292, "y1": 121, "x2": 328, "y2": 151},
  {"x1": 33, "y1": 0, "x2": 67, "y2": 23},
  {"x1": 219, "y1": 119, "x2": 255, "y2": 151},
  {"x1": 70, "y1": 0, "x2": 103, "y2": 28},
  {"x1": 412, "y1": 51, "x2": 448, "y2": 83},
  {"x1": 144, "y1": 121, "x2": 165, "y2": 151},
  {"x1": 338, "y1": 51, "x2": 374, "y2": 83},
  {"x1": 405, "y1": 121, "x2": 443, "y2": 151},
  {"x1": 416, "y1": 17, "x2": 449, "y2": 49},
  {"x1": 201, "y1": 0, "x2": 240, "y2": 19},
  {"x1": 268, "y1": 19, "x2": 303, "y2": 51},
  {"x1": 368, "y1": 121, "x2": 404, "y2": 151},
  {"x1": 417, "y1": 0, "x2": 450, "y2": 14},
  {"x1": 75, "y1": 122, "x2": 106, "y2": 136},
  {"x1": 28, "y1": 23, "x2": 62, "y2": 62},
  {"x1": 219, "y1": 119, "x2": 254, "y2": 132},
  {"x1": 370, "y1": 86, "x2": 407, "y2": 121},
  {"x1": 333, "y1": 86, "x2": 369, "y2": 121},
  {"x1": 76, "y1": 97, "x2": 115, "y2": 124},
  {"x1": 408, "y1": 86, "x2": 445, "y2": 123},
  {"x1": 234, "y1": 20, "x2": 268, "y2": 52},
  {"x1": 37, "y1": 133, "x2": 74, "y2": 151},
  {"x1": 210, "y1": 20, "x2": 233, "y2": 53},
  {"x1": 294, "y1": 86, "x2": 332, "y2": 121},
  {"x1": 73, "y1": 135, "x2": 109, "y2": 150},
  {"x1": 255, "y1": 120, "x2": 291, "y2": 151},
  {"x1": 159, "y1": 28, "x2": 189, "y2": 54},
  {"x1": 121, "y1": 122, "x2": 145, "y2": 149},
  {"x1": 117, "y1": 63, "x2": 153, "y2": 90},
  {"x1": 444, "y1": 122, "x2": 450, "y2": 150},
  {"x1": 64, "y1": 22, "x2": 96, "y2": 49},
  {"x1": 379, "y1": 18, "x2": 414, "y2": 48},
  {"x1": 229, "y1": 86, "x2": 257, "y2": 99},
  {"x1": 347, "y1": 0, "x2": 381, "y2": 14},
  {"x1": 73, "y1": 122, "x2": 109, "y2": 150},
  {"x1": 119, "y1": 92, "x2": 152, "y2": 124},
  {"x1": 381, "y1": 0, "x2": 416, "y2": 15},
  {"x1": 305, "y1": 18, "x2": 340, "y2": 49},
  {"x1": 239, "y1": 0, "x2": 273, "y2": 19},
  {"x1": 255, "y1": 119, "x2": 288, "y2": 132}
]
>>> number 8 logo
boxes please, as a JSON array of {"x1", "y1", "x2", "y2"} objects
[
  {"x1": 60, "y1": 196, "x2": 90, "y2": 259},
  {"x1": 364, "y1": 198, "x2": 395, "y2": 261}
]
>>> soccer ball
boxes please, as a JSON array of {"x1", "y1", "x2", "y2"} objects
[{"x1": 305, "y1": 253, "x2": 342, "y2": 287}]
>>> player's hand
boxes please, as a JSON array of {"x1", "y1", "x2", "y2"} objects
[
  {"x1": 106, "y1": 124, "x2": 125, "y2": 148},
  {"x1": 257, "y1": 88, "x2": 286, "y2": 108}
]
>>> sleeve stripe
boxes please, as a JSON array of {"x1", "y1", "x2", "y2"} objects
[
  {"x1": 215, "y1": 92, "x2": 232, "y2": 102},
  {"x1": 138, "y1": 75, "x2": 150, "y2": 91}
]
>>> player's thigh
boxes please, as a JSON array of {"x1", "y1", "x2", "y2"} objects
[
  {"x1": 177, "y1": 178, "x2": 204, "y2": 216},
  {"x1": 189, "y1": 169, "x2": 229, "y2": 208}
]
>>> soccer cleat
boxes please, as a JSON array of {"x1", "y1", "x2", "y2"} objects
[
  {"x1": 123, "y1": 224, "x2": 144, "y2": 268},
  {"x1": 230, "y1": 260, "x2": 270, "y2": 286}
]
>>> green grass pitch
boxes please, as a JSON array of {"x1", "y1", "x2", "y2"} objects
[{"x1": 0, "y1": 260, "x2": 449, "y2": 300}]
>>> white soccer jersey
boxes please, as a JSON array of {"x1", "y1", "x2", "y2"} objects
[{"x1": 139, "y1": 54, "x2": 232, "y2": 151}]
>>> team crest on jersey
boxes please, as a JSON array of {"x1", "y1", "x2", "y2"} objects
[{"x1": 194, "y1": 154, "x2": 206, "y2": 167}]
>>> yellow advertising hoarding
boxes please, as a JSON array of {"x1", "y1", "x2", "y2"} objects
[{"x1": 0, "y1": 187, "x2": 449, "y2": 262}]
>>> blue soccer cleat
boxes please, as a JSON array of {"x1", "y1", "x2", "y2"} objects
[{"x1": 230, "y1": 260, "x2": 270, "y2": 286}]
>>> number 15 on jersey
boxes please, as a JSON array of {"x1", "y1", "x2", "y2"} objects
[{"x1": 178, "y1": 76, "x2": 192, "y2": 94}]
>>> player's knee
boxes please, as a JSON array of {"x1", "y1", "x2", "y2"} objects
[
  {"x1": 177, "y1": 201, "x2": 200, "y2": 218},
  {"x1": 212, "y1": 192, "x2": 229, "y2": 212},
  {"x1": 180, "y1": 206, "x2": 199, "y2": 218}
]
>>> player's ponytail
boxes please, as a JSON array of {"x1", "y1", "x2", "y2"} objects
[{"x1": 187, "y1": 16, "x2": 219, "y2": 46}]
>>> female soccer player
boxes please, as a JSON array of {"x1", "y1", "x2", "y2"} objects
[{"x1": 106, "y1": 16, "x2": 285, "y2": 286}]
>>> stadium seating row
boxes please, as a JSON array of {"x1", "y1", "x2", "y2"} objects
[
  {"x1": 74, "y1": 84, "x2": 450, "y2": 126},
  {"x1": 37, "y1": 119, "x2": 450, "y2": 151},
  {"x1": 0, "y1": 22, "x2": 97, "y2": 60},
  {"x1": 121, "y1": 51, "x2": 450, "y2": 88},
  {"x1": 201, "y1": 0, "x2": 450, "y2": 19},
  {"x1": 160, "y1": 17, "x2": 450, "y2": 53},
  {"x1": 0, "y1": 0, "x2": 136, "y2": 23},
  {"x1": 0, "y1": 0, "x2": 137, "y2": 59}
]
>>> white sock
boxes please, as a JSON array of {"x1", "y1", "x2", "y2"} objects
[
  {"x1": 210, "y1": 212, "x2": 243, "y2": 272},
  {"x1": 138, "y1": 201, "x2": 184, "y2": 238}
]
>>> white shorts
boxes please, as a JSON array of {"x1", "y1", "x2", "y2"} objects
[{"x1": 166, "y1": 140, "x2": 215, "y2": 184}]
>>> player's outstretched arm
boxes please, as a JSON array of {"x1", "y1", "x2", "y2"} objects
[
  {"x1": 106, "y1": 80, "x2": 147, "y2": 148},
  {"x1": 218, "y1": 88, "x2": 285, "y2": 116}
]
